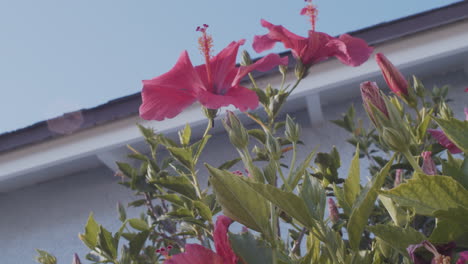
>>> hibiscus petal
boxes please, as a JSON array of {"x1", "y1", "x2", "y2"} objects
[
  {"x1": 234, "y1": 53, "x2": 289, "y2": 85},
  {"x1": 164, "y1": 244, "x2": 223, "y2": 264},
  {"x1": 213, "y1": 216, "x2": 238, "y2": 264},
  {"x1": 197, "y1": 85, "x2": 259, "y2": 111},
  {"x1": 456, "y1": 251, "x2": 468, "y2": 264},
  {"x1": 428, "y1": 129, "x2": 462, "y2": 154},
  {"x1": 253, "y1": 19, "x2": 306, "y2": 56},
  {"x1": 209, "y1": 40, "x2": 245, "y2": 95},
  {"x1": 139, "y1": 51, "x2": 201, "y2": 120},
  {"x1": 325, "y1": 34, "x2": 373, "y2": 67}
]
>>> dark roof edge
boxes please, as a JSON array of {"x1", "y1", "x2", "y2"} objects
[{"x1": 1, "y1": 1, "x2": 467, "y2": 154}]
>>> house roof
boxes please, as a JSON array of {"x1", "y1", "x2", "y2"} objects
[{"x1": 1, "y1": 1, "x2": 467, "y2": 154}]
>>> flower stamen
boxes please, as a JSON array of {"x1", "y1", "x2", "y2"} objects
[
  {"x1": 302, "y1": 0, "x2": 318, "y2": 31},
  {"x1": 156, "y1": 246, "x2": 173, "y2": 260},
  {"x1": 197, "y1": 24, "x2": 214, "y2": 92}
]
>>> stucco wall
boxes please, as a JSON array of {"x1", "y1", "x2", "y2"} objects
[{"x1": 0, "y1": 70, "x2": 466, "y2": 263}]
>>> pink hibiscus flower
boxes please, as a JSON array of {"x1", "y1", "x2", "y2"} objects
[
  {"x1": 139, "y1": 25, "x2": 288, "y2": 121},
  {"x1": 252, "y1": 1, "x2": 372, "y2": 68},
  {"x1": 164, "y1": 215, "x2": 238, "y2": 264}
]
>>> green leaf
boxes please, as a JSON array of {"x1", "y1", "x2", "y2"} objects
[
  {"x1": 128, "y1": 218, "x2": 149, "y2": 231},
  {"x1": 434, "y1": 117, "x2": 468, "y2": 153},
  {"x1": 300, "y1": 175, "x2": 326, "y2": 221},
  {"x1": 178, "y1": 123, "x2": 191, "y2": 146},
  {"x1": 333, "y1": 184, "x2": 351, "y2": 216},
  {"x1": 166, "y1": 146, "x2": 194, "y2": 170},
  {"x1": 151, "y1": 176, "x2": 197, "y2": 200},
  {"x1": 367, "y1": 225, "x2": 425, "y2": 257},
  {"x1": 379, "y1": 174, "x2": 468, "y2": 216},
  {"x1": 218, "y1": 158, "x2": 242, "y2": 170},
  {"x1": 156, "y1": 194, "x2": 185, "y2": 207},
  {"x1": 79, "y1": 213, "x2": 100, "y2": 249},
  {"x1": 193, "y1": 201, "x2": 213, "y2": 222},
  {"x1": 207, "y1": 164, "x2": 270, "y2": 233},
  {"x1": 117, "y1": 202, "x2": 126, "y2": 222},
  {"x1": 129, "y1": 230, "x2": 149, "y2": 258},
  {"x1": 344, "y1": 145, "x2": 361, "y2": 206},
  {"x1": 379, "y1": 195, "x2": 408, "y2": 227},
  {"x1": 288, "y1": 148, "x2": 317, "y2": 190},
  {"x1": 245, "y1": 180, "x2": 316, "y2": 229},
  {"x1": 97, "y1": 226, "x2": 118, "y2": 260},
  {"x1": 429, "y1": 219, "x2": 468, "y2": 245},
  {"x1": 434, "y1": 206, "x2": 468, "y2": 226},
  {"x1": 35, "y1": 249, "x2": 57, "y2": 264},
  {"x1": 229, "y1": 232, "x2": 272, "y2": 264},
  {"x1": 248, "y1": 129, "x2": 266, "y2": 144},
  {"x1": 347, "y1": 154, "x2": 395, "y2": 250},
  {"x1": 441, "y1": 154, "x2": 468, "y2": 188}
]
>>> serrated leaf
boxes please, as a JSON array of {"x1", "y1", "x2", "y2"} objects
[
  {"x1": 288, "y1": 148, "x2": 317, "y2": 190},
  {"x1": 178, "y1": 123, "x2": 191, "y2": 146},
  {"x1": 245, "y1": 180, "x2": 317, "y2": 229},
  {"x1": 429, "y1": 219, "x2": 468, "y2": 245},
  {"x1": 347, "y1": 154, "x2": 395, "y2": 250},
  {"x1": 97, "y1": 226, "x2": 118, "y2": 260},
  {"x1": 79, "y1": 213, "x2": 100, "y2": 249},
  {"x1": 379, "y1": 174, "x2": 468, "y2": 216},
  {"x1": 333, "y1": 184, "x2": 351, "y2": 216},
  {"x1": 367, "y1": 225, "x2": 425, "y2": 257},
  {"x1": 193, "y1": 201, "x2": 213, "y2": 223},
  {"x1": 248, "y1": 129, "x2": 266, "y2": 144},
  {"x1": 229, "y1": 232, "x2": 272, "y2": 264},
  {"x1": 300, "y1": 175, "x2": 326, "y2": 221},
  {"x1": 207, "y1": 164, "x2": 270, "y2": 234},
  {"x1": 344, "y1": 145, "x2": 361, "y2": 206},
  {"x1": 117, "y1": 203, "x2": 126, "y2": 222},
  {"x1": 156, "y1": 194, "x2": 185, "y2": 207},
  {"x1": 379, "y1": 195, "x2": 407, "y2": 227},
  {"x1": 152, "y1": 176, "x2": 197, "y2": 200},
  {"x1": 434, "y1": 117, "x2": 468, "y2": 153},
  {"x1": 128, "y1": 218, "x2": 149, "y2": 231},
  {"x1": 166, "y1": 146, "x2": 193, "y2": 170},
  {"x1": 218, "y1": 158, "x2": 242, "y2": 170},
  {"x1": 129, "y1": 230, "x2": 149, "y2": 258}
]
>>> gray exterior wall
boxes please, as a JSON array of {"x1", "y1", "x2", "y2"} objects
[{"x1": 0, "y1": 70, "x2": 466, "y2": 263}]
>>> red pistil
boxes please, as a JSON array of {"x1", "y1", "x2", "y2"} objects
[
  {"x1": 197, "y1": 24, "x2": 214, "y2": 92},
  {"x1": 302, "y1": 0, "x2": 318, "y2": 31}
]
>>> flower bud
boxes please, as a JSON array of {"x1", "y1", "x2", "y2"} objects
[
  {"x1": 360, "y1": 81, "x2": 389, "y2": 128},
  {"x1": 327, "y1": 198, "x2": 339, "y2": 224},
  {"x1": 279, "y1": 64, "x2": 288, "y2": 76},
  {"x1": 421, "y1": 151, "x2": 437, "y2": 175},
  {"x1": 295, "y1": 58, "x2": 306, "y2": 79},
  {"x1": 394, "y1": 169, "x2": 403, "y2": 188},
  {"x1": 375, "y1": 53, "x2": 408, "y2": 96},
  {"x1": 73, "y1": 254, "x2": 82, "y2": 264},
  {"x1": 375, "y1": 53, "x2": 417, "y2": 107},
  {"x1": 223, "y1": 111, "x2": 249, "y2": 149},
  {"x1": 382, "y1": 127, "x2": 410, "y2": 152},
  {"x1": 202, "y1": 107, "x2": 218, "y2": 121},
  {"x1": 241, "y1": 50, "x2": 253, "y2": 66}
]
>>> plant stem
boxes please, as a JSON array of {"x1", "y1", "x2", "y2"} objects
[
  {"x1": 402, "y1": 150, "x2": 423, "y2": 174},
  {"x1": 270, "y1": 204, "x2": 278, "y2": 264},
  {"x1": 248, "y1": 72, "x2": 259, "y2": 89}
]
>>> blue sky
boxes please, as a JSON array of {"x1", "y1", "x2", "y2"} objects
[{"x1": 0, "y1": 0, "x2": 461, "y2": 133}]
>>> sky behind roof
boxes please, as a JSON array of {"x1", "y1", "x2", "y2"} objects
[{"x1": 0, "y1": 0, "x2": 461, "y2": 133}]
